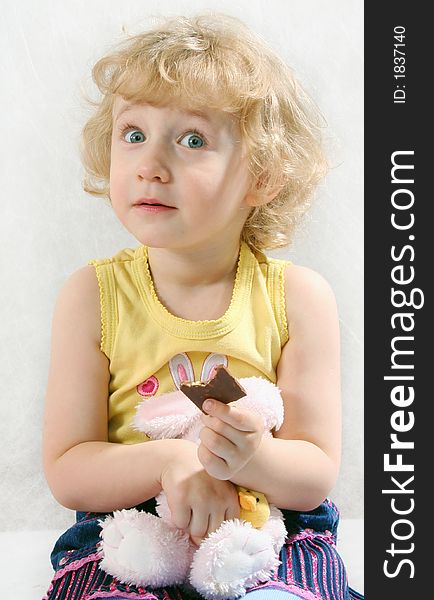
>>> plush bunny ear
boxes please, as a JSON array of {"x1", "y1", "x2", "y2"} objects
[
  {"x1": 133, "y1": 390, "x2": 200, "y2": 439},
  {"x1": 235, "y1": 377, "x2": 285, "y2": 431}
]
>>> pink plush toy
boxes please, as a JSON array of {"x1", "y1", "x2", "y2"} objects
[{"x1": 99, "y1": 359, "x2": 287, "y2": 600}]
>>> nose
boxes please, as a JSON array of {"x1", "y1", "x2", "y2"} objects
[{"x1": 136, "y1": 143, "x2": 171, "y2": 184}]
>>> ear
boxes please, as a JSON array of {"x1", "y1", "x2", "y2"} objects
[
  {"x1": 133, "y1": 390, "x2": 199, "y2": 438},
  {"x1": 244, "y1": 181, "x2": 284, "y2": 208}
]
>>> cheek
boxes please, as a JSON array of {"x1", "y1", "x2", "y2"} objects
[
  {"x1": 108, "y1": 180, "x2": 122, "y2": 211},
  {"x1": 211, "y1": 151, "x2": 251, "y2": 197},
  {"x1": 186, "y1": 157, "x2": 242, "y2": 201},
  {"x1": 108, "y1": 172, "x2": 127, "y2": 218},
  {"x1": 109, "y1": 159, "x2": 129, "y2": 201},
  {"x1": 227, "y1": 156, "x2": 252, "y2": 195},
  {"x1": 179, "y1": 169, "x2": 219, "y2": 211}
]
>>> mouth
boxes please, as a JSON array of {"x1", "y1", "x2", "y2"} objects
[
  {"x1": 134, "y1": 198, "x2": 171, "y2": 208},
  {"x1": 133, "y1": 198, "x2": 175, "y2": 211}
]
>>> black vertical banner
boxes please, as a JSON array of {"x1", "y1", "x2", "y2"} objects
[{"x1": 365, "y1": 4, "x2": 430, "y2": 598}]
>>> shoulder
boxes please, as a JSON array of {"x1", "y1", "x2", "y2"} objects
[
  {"x1": 283, "y1": 264, "x2": 336, "y2": 302},
  {"x1": 59, "y1": 265, "x2": 100, "y2": 303},
  {"x1": 54, "y1": 266, "x2": 101, "y2": 346},
  {"x1": 282, "y1": 264, "x2": 338, "y2": 335}
]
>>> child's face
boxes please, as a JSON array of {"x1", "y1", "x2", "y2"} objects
[{"x1": 109, "y1": 97, "x2": 255, "y2": 251}]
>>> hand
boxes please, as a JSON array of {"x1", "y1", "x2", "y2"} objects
[
  {"x1": 198, "y1": 399, "x2": 264, "y2": 480},
  {"x1": 160, "y1": 439, "x2": 240, "y2": 546}
]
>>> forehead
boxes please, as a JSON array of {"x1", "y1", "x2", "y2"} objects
[{"x1": 112, "y1": 97, "x2": 239, "y2": 131}]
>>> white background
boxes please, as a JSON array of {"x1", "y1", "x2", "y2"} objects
[{"x1": 0, "y1": 0, "x2": 363, "y2": 536}]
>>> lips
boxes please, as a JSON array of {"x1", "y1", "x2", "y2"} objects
[
  {"x1": 134, "y1": 197, "x2": 173, "y2": 208},
  {"x1": 132, "y1": 198, "x2": 176, "y2": 214}
]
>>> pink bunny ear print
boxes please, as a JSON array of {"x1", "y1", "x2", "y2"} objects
[
  {"x1": 169, "y1": 353, "x2": 195, "y2": 389},
  {"x1": 200, "y1": 353, "x2": 228, "y2": 383}
]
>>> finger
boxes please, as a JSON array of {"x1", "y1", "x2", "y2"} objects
[
  {"x1": 224, "y1": 485, "x2": 241, "y2": 521},
  {"x1": 203, "y1": 399, "x2": 259, "y2": 432},
  {"x1": 197, "y1": 443, "x2": 230, "y2": 480},
  {"x1": 191, "y1": 535, "x2": 202, "y2": 547},
  {"x1": 189, "y1": 508, "x2": 210, "y2": 542},
  {"x1": 170, "y1": 504, "x2": 191, "y2": 531},
  {"x1": 208, "y1": 509, "x2": 227, "y2": 536},
  {"x1": 201, "y1": 414, "x2": 246, "y2": 447},
  {"x1": 225, "y1": 502, "x2": 241, "y2": 521},
  {"x1": 200, "y1": 425, "x2": 237, "y2": 461}
]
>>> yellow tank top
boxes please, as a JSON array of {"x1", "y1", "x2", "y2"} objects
[{"x1": 89, "y1": 242, "x2": 290, "y2": 444}]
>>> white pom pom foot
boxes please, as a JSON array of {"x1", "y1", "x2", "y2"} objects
[
  {"x1": 190, "y1": 519, "x2": 279, "y2": 600},
  {"x1": 260, "y1": 506, "x2": 288, "y2": 554},
  {"x1": 100, "y1": 508, "x2": 191, "y2": 587}
]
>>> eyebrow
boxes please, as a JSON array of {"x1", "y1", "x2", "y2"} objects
[
  {"x1": 114, "y1": 103, "x2": 214, "y2": 125},
  {"x1": 114, "y1": 103, "x2": 134, "y2": 122}
]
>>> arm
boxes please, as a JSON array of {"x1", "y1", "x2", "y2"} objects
[
  {"x1": 43, "y1": 265, "x2": 175, "y2": 512},
  {"x1": 43, "y1": 266, "x2": 240, "y2": 536},
  {"x1": 198, "y1": 265, "x2": 341, "y2": 511}
]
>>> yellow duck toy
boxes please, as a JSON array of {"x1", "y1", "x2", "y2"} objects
[{"x1": 237, "y1": 486, "x2": 270, "y2": 529}]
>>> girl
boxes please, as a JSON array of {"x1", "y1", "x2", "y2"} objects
[{"x1": 43, "y1": 13, "x2": 363, "y2": 600}]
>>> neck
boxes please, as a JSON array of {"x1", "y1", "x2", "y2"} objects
[{"x1": 146, "y1": 240, "x2": 242, "y2": 290}]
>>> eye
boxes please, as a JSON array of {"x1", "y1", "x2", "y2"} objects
[
  {"x1": 123, "y1": 129, "x2": 145, "y2": 144},
  {"x1": 118, "y1": 123, "x2": 145, "y2": 144},
  {"x1": 179, "y1": 131, "x2": 206, "y2": 149}
]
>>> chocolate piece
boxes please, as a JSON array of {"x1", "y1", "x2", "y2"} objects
[{"x1": 180, "y1": 365, "x2": 246, "y2": 411}]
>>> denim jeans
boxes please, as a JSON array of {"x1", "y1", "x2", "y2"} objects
[
  {"x1": 47, "y1": 498, "x2": 364, "y2": 600},
  {"x1": 108, "y1": 594, "x2": 304, "y2": 600}
]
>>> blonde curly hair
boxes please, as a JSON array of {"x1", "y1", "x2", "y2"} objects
[{"x1": 81, "y1": 14, "x2": 327, "y2": 251}]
